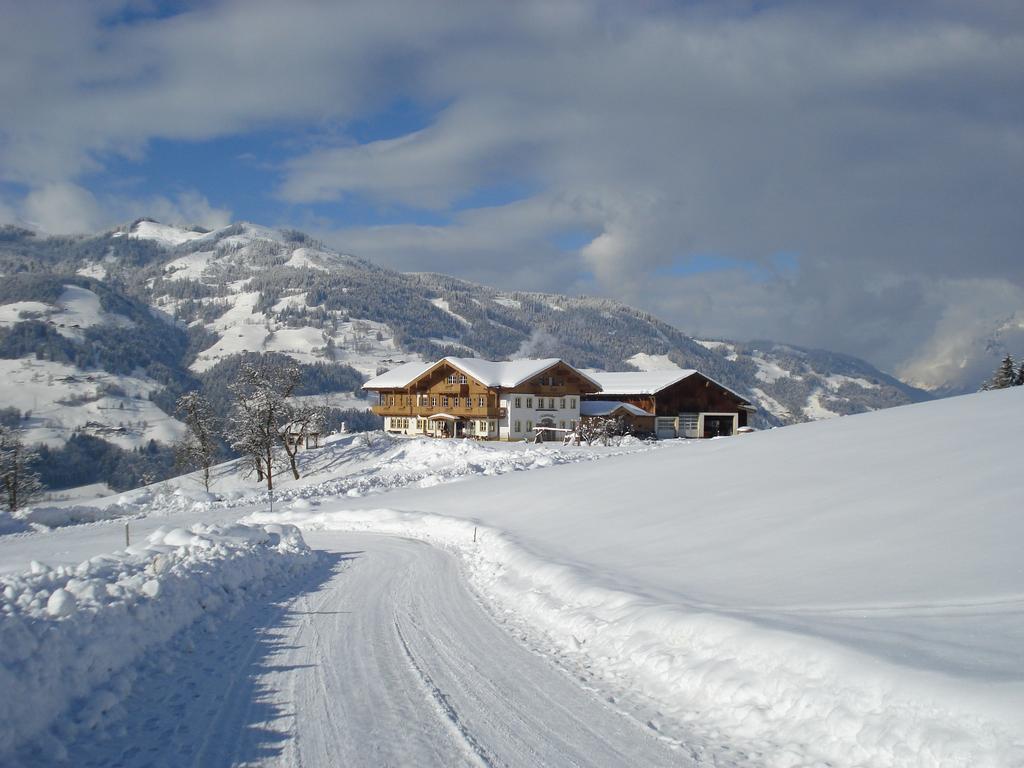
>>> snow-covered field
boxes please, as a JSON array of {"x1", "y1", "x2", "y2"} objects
[
  {"x1": 249, "y1": 388, "x2": 1024, "y2": 767},
  {"x1": 1, "y1": 388, "x2": 1021, "y2": 766},
  {"x1": 0, "y1": 285, "x2": 133, "y2": 341},
  {"x1": 0, "y1": 432, "x2": 656, "y2": 570},
  {"x1": 0, "y1": 358, "x2": 186, "y2": 449}
]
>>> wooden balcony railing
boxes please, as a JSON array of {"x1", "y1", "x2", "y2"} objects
[{"x1": 372, "y1": 402, "x2": 502, "y2": 419}]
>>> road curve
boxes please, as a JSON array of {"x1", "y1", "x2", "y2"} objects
[{"x1": 57, "y1": 531, "x2": 690, "y2": 768}]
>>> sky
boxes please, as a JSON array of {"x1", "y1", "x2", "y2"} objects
[{"x1": 1, "y1": 0, "x2": 1022, "y2": 389}]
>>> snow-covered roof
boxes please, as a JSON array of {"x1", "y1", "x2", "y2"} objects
[
  {"x1": 584, "y1": 369, "x2": 699, "y2": 395},
  {"x1": 362, "y1": 360, "x2": 433, "y2": 389},
  {"x1": 585, "y1": 369, "x2": 752, "y2": 405},
  {"x1": 364, "y1": 357, "x2": 601, "y2": 391},
  {"x1": 443, "y1": 357, "x2": 602, "y2": 389},
  {"x1": 580, "y1": 401, "x2": 652, "y2": 417}
]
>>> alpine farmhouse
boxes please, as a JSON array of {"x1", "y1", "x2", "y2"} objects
[{"x1": 364, "y1": 357, "x2": 755, "y2": 441}]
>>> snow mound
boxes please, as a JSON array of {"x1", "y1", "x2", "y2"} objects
[{"x1": 0, "y1": 522, "x2": 313, "y2": 760}]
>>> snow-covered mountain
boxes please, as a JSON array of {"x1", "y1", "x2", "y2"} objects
[{"x1": 0, "y1": 218, "x2": 929, "y2": 485}]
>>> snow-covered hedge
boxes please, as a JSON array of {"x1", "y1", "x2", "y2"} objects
[{"x1": 0, "y1": 522, "x2": 314, "y2": 759}]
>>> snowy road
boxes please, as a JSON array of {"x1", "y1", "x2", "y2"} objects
[{"x1": 59, "y1": 532, "x2": 688, "y2": 767}]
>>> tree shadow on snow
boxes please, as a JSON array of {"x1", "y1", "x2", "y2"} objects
[{"x1": 19, "y1": 551, "x2": 358, "y2": 768}]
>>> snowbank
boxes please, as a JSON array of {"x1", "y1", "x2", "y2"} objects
[
  {"x1": 250, "y1": 388, "x2": 1024, "y2": 767},
  {"x1": 0, "y1": 522, "x2": 313, "y2": 760}
]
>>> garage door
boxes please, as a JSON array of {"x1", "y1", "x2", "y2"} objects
[{"x1": 655, "y1": 417, "x2": 677, "y2": 439}]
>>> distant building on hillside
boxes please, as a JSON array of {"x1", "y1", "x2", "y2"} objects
[
  {"x1": 582, "y1": 370, "x2": 755, "y2": 439},
  {"x1": 365, "y1": 357, "x2": 756, "y2": 441}
]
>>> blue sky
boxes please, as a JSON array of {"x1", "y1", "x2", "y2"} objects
[{"x1": 1, "y1": 0, "x2": 1022, "y2": 388}]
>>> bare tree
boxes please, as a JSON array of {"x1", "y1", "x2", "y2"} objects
[
  {"x1": 280, "y1": 403, "x2": 324, "y2": 480},
  {"x1": 0, "y1": 426, "x2": 42, "y2": 512},
  {"x1": 225, "y1": 359, "x2": 302, "y2": 492},
  {"x1": 174, "y1": 391, "x2": 220, "y2": 491}
]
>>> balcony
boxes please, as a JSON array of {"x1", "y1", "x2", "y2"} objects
[{"x1": 373, "y1": 401, "x2": 502, "y2": 419}]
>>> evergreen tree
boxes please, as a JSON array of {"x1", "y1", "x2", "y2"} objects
[
  {"x1": 0, "y1": 426, "x2": 42, "y2": 512},
  {"x1": 1016, "y1": 359, "x2": 1024, "y2": 387},
  {"x1": 989, "y1": 355, "x2": 1017, "y2": 389}
]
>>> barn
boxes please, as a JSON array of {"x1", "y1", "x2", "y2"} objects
[{"x1": 582, "y1": 370, "x2": 755, "y2": 439}]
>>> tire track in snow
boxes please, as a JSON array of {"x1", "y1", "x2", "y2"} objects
[{"x1": 393, "y1": 617, "x2": 496, "y2": 768}]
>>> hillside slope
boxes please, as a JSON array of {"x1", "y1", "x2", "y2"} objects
[{"x1": 1, "y1": 219, "x2": 928, "y2": 435}]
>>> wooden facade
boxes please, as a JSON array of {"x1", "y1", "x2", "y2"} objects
[
  {"x1": 366, "y1": 358, "x2": 755, "y2": 441},
  {"x1": 367, "y1": 358, "x2": 600, "y2": 440},
  {"x1": 583, "y1": 372, "x2": 754, "y2": 439}
]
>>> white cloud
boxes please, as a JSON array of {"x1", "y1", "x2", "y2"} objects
[
  {"x1": 1, "y1": 1, "x2": 1022, "y2": 382},
  {"x1": 22, "y1": 182, "x2": 103, "y2": 234},
  {"x1": 136, "y1": 191, "x2": 232, "y2": 230},
  {"x1": 0, "y1": 196, "x2": 16, "y2": 226}
]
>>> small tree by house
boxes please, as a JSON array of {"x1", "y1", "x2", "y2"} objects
[
  {"x1": 577, "y1": 416, "x2": 633, "y2": 446},
  {"x1": 0, "y1": 425, "x2": 42, "y2": 512},
  {"x1": 281, "y1": 404, "x2": 324, "y2": 480},
  {"x1": 174, "y1": 391, "x2": 220, "y2": 491},
  {"x1": 1016, "y1": 360, "x2": 1024, "y2": 387}
]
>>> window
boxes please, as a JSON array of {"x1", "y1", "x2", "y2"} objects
[
  {"x1": 560, "y1": 420, "x2": 566, "y2": 429},
  {"x1": 514, "y1": 397, "x2": 522, "y2": 408},
  {"x1": 526, "y1": 397, "x2": 533, "y2": 408},
  {"x1": 549, "y1": 398, "x2": 555, "y2": 409},
  {"x1": 515, "y1": 420, "x2": 522, "y2": 433},
  {"x1": 442, "y1": 396, "x2": 449, "y2": 407},
  {"x1": 431, "y1": 396, "x2": 437, "y2": 407},
  {"x1": 452, "y1": 396, "x2": 459, "y2": 407},
  {"x1": 465, "y1": 398, "x2": 472, "y2": 410},
  {"x1": 527, "y1": 420, "x2": 533, "y2": 432},
  {"x1": 459, "y1": 374, "x2": 467, "y2": 384},
  {"x1": 560, "y1": 398, "x2": 566, "y2": 409},
  {"x1": 570, "y1": 398, "x2": 576, "y2": 408},
  {"x1": 478, "y1": 396, "x2": 485, "y2": 408}
]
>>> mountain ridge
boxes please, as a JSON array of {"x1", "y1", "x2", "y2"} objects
[{"x1": 0, "y1": 218, "x2": 932, "y2": 488}]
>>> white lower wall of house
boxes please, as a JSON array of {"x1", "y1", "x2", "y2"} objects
[{"x1": 502, "y1": 392, "x2": 580, "y2": 441}]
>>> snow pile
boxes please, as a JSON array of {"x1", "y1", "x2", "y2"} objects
[
  {"x1": 16, "y1": 487, "x2": 220, "y2": 531},
  {"x1": 251, "y1": 388, "x2": 1024, "y2": 767},
  {"x1": 0, "y1": 522, "x2": 313, "y2": 760}
]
